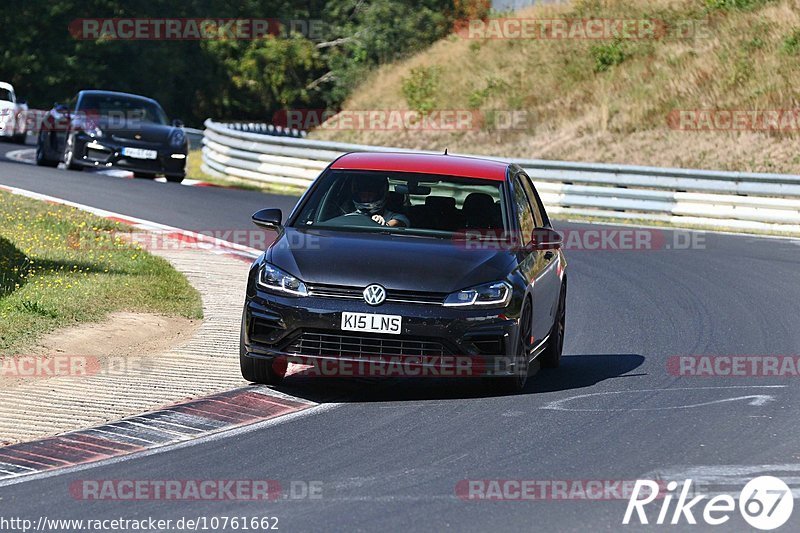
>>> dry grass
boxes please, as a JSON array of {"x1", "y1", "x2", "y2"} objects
[{"x1": 311, "y1": 0, "x2": 800, "y2": 172}]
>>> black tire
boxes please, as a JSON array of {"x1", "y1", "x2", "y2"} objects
[
  {"x1": 165, "y1": 175, "x2": 185, "y2": 183},
  {"x1": 239, "y1": 317, "x2": 284, "y2": 385},
  {"x1": 63, "y1": 134, "x2": 83, "y2": 171},
  {"x1": 133, "y1": 172, "x2": 157, "y2": 179},
  {"x1": 12, "y1": 133, "x2": 26, "y2": 144},
  {"x1": 35, "y1": 132, "x2": 58, "y2": 167},
  {"x1": 490, "y1": 300, "x2": 532, "y2": 394},
  {"x1": 540, "y1": 282, "x2": 566, "y2": 369}
]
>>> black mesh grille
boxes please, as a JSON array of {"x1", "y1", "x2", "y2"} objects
[{"x1": 284, "y1": 331, "x2": 451, "y2": 358}]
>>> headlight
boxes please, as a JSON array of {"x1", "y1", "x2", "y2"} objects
[
  {"x1": 443, "y1": 281, "x2": 512, "y2": 307},
  {"x1": 170, "y1": 129, "x2": 186, "y2": 148},
  {"x1": 257, "y1": 263, "x2": 308, "y2": 296}
]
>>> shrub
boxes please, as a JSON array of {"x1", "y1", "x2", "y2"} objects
[{"x1": 401, "y1": 66, "x2": 439, "y2": 114}]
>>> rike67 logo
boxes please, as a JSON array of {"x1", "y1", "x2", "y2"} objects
[{"x1": 624, "y1": 476, "x2": 794, "y2": 530}]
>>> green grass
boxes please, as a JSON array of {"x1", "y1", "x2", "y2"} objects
[{"x1": 0, "y1": 191, "x2": 203, "y2": 354}]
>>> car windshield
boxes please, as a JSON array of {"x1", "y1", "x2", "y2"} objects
[
  {"x1": 293, "y1": 170, "x2": 507, "y2": 236},
  {"x1": 77, "y1": 94, "x2": 168, "y2": 124},
  {"x1": 0, "y1": 88, "x2": 12, "y2": 102}
]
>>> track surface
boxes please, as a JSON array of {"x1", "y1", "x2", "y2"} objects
[{"x1": 1, "y1": 140, "x2": 800, "y2": 531}]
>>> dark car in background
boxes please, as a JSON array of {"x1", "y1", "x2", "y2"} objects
[
  {"x1": 241, "y1": 152, "x2": 567, "y2": 393},
  {"x1": 35, "y1": 90, "x2": 188, "y2": 182}
]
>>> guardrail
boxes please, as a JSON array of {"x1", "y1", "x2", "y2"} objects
[
  {"x1": 214, "y1": 122, "x2": 306, "y2": 138},
  {"x1": 202, "y1": 119, "x2": 800, "y2": 233}
]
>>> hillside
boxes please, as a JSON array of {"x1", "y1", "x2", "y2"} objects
[{"x1": 309, "y1": 0, "x2": 800, "y2": 173}]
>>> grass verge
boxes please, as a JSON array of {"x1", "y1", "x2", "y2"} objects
[{"x1": 0, "y1": 190, "x2": 203, "y2": 354}]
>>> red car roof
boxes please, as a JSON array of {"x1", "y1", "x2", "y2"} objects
[{"x1": 330, "y1": 152, "x2": 509, "y2": 181}]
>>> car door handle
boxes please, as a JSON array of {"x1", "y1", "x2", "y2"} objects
[{"x1": 544, "y1": 251, "x2": 555, "y2": 260}]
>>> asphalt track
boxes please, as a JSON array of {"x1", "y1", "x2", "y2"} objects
[{"x1": 1, "y1": 139, "x2": 800, "y2": 531}]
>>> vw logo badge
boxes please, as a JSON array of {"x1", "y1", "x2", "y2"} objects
[{"x1": 363, "y1": 284, "x2": 386, "y2": 306}]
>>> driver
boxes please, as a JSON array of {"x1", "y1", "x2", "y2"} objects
[{"x1": 349, "y1": 175, "x2": 410, "y2": 227}]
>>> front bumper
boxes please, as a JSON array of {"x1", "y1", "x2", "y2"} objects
[
  {"x1": 0, "y1": 118, "x2": 15, "y2": 137},
  {"x1": 71, "y1": 133, "x2": 187, "y2": 177},
  {"x1": 243, "y1": 286, "x2": 525, "y2": 378}
]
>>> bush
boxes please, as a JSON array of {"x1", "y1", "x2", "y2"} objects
[
  {"x1": 782, "y1": 28, "x2": 800, "y2": 55},
  {"x1": 401, "y1": 66, "x2": 439, "y2": 114},
  {"x1": 590, "y1": 41, "x2": 628, "y2": 73}
]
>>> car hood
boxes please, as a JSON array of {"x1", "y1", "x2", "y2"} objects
[
  {"x1": 96, "y1": 120, "x2": 175, "y2": 143},
  {"x1": 267, "y1": 228, "x2": 517, "y2": 293}
]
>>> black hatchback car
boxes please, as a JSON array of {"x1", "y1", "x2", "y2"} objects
[
  {"x1": 241, "y1": 152, "x2": 567, "y2": 392},
  {"x1": 35, "y1": 90, "x2": 188, "y2": 182}
]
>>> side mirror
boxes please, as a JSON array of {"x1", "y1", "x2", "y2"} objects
[
  {"x1": 17, "y1": 99, "x2": 26, "y2": 106},
  {"x1": 530, "y1": 227, "x2": 562, "y2": 250},
  {"x1": 172, "y1": 119, "x2": 184, "y2": 128},
  {"x1": 252, "y1": 208, "x2": 282, "y2": 230}
]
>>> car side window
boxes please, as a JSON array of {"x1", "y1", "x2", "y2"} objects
[
  {"x1": 512, "y1": 176, "x2": 536, "y2": 245},
  {"x1": 518, "y1": 172, "x2": 545, "y2": 227}
]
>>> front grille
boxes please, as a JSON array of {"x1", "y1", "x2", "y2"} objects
[
  {"x1": 111, "y1": 135, "x2": 162, "y2": 148},
  {"x1": 284, "y1": 331, "x2": 451, "y2": 358},
  {"x1": 306, "y1": 283, "x2": 446, "y2": 305}
]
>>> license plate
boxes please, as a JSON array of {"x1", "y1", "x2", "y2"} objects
[
  {"x1": 122, "y1": 147, "x2": 157, "y2": 160},
  {"x1": 341, "y1": 312, "x2": 402, "y2": 335}
]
